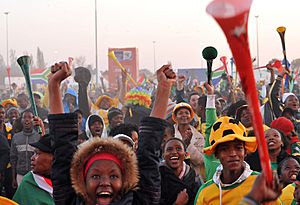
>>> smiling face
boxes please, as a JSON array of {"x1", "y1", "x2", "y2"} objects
[
  {"x1": 163, "y1": 139, "x2": 186, "y2": 170},
  {"x1": 215, "y1": 139, "x2": 246, "y2": 173},
  {"x1": 99, "y1": 98, "x2": 111, "y2": 110},
  {"x1": 175, "y1": 108, "x2": 192, "y2": 125},
  {"x1": 265, "y1": 129, "x2": 283, "y2": 152},
  {"x1": 285, "y1": 95, "x2": 299, "y2": 111},
  {"x1": 279, "y1": 158, "x2": 300, "y2": 187},
  {"x1": 8, "y1": 109, "x2": 20, "y2": 123},
  {"x1": 85, "y1": 160, "x2": 123, "y2": 205},
  {"x1": 110, "y1": 114, "x2": 124, "y2": 129},
  {"x1": 22, "y1": 111, "x2": 34, "y2": 132}
]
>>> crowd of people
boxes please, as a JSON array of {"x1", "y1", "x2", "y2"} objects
[{"x1": 0, "y1": 61, "x2": 299, "y2": 205}]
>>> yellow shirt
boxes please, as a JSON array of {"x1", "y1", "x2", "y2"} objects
[
  {"x1": 280, "y1": 184, "x2": 295, "y2": 205},
  {"x1": 195, "y1": 175, "x2": 258, "y2": 205},
  {"x1": 195, "y1": 173, "x2": 281, "y2": 205}
]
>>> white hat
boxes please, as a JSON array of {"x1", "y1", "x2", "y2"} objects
[
  {"x1": 113, "y1": 134, "x2": 134, "y2": 147},
  {"x1": 282, "y1": 93, "x2": 297, "y2": 103}
]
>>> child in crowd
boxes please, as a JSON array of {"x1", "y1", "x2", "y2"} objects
[{"x1": 278, "y1": 156, "x2": 300, "y2": 188}]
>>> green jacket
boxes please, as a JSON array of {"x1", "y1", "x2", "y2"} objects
[{"x1": 204, "y1": 107, "x2": 219, "y2": 181}]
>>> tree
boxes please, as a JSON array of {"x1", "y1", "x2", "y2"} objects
[
  {"x1": 6, "y1": 49, "x2": 23, "y2": 77},
  {"x1": 9, "y1": 49, "x2": 21, "y2": 76},
  {"x1": 291, "y1": 58, "x2": 300, "y2": 70},
  {"x1": 74, "y1": 56, "x2": 86, "y2": 67},
  {"x1": 30, "y1": 54, "x2": 35, "y2": 68},
  {"x1": 36, "y1": 47, "x2": 46, "y2": 68},
  {"x1": 0, "y1": 54, "x2": 6, "y2": 85}
]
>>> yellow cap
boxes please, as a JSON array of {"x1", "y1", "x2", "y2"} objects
[{"x1": 204, "y1": 116, "x2": 257, "y2": 155}]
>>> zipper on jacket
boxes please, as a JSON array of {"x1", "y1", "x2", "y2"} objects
[{"x1": 26, "y1": 135, "x2": 28, "y2": 172}]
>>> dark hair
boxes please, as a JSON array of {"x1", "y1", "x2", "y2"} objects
[
  {"x1": 188, "y1": 92, "x2": 200, "y2": 102},
  {"x1": 197, "y1": 95, "x2": 207, "y2": 107},
  {"x1": 108, "y1": 107, "x2": 123, "y2": 122},
  {"x1": 12, "y1": 117, "x2": 23, "y2": 134},
  {"x1": 269, "y1": 128, "x2": 289, "y2": 151},
  {"x1": 109, "y1": 123, "x2": 138, "y2": 138},
  {"x1": 0, "y1": 105, "x2": 4, "y2": 110},
  {"x1": 74, "y1": 109, "x2": 83, "y2": 115},
  {"x1": 17, "y1": 93, "x2": 29, "y2": 99},
  {"x1": 21, "y1": 110, "x2": 34, "y2": 118},
  {"x1": 164, "y1": 122, "x2": 175, "y2": 136},
  {"x1": 162, "y1": 138, "x2": 186, "y2": 153},
  {"x1": 235, "y1": 106, "x2": 248, "y2": 121},
  {"x1": 88, "y1": 115, "x2": 103, "y2": 127},
  {"x1": 227, "y1": 100, "x2": 247, "y2": 118},
  {"x1": 277, "y1": 155, "x2": 300, "y2": 176}
]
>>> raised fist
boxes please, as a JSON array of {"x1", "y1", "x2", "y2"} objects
[
  {"x1": 74, "y1": 67, "x2": 91, "y2": 85},
  {"x1": 48, "y1": 62, "x2": 72, "y2": 84},
  {"x1": 156, "y1": 64, "x2": 176, "y2": 87}
]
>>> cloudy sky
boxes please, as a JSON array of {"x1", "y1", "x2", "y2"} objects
[{"x1": 1, "y1": 0, "x2": 300, "y2": 74}]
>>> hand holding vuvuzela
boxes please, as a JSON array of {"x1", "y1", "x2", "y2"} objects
[{"x1": 17, "y1": 56, "x2": 42, "y2": 134}]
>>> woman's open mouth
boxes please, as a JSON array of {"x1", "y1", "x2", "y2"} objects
[{"x1": 96, "y1": 192, "x2": 113, "y2": 205}]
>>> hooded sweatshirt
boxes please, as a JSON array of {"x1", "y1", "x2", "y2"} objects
[
  {"x1": 85, "y1": 114, "x2": 107, "y2": 139},
  {"x1": 63, "y1": 88, "x2": 78, "y2": 113}
]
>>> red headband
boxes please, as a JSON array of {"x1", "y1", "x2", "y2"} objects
[{"x1": 84, "y1": 153, "x2": 123, "y2": 177}]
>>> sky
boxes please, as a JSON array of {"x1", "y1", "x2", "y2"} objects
[{"x1": 1, "y1": 0, "x2": 300, "y2": 75}]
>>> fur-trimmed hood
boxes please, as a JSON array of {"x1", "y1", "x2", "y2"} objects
[{"x1": 70, "y1": 137, "x2": 139, "y2": 202}]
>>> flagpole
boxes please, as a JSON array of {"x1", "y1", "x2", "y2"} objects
[
  {"x1": 4, "y1": 12, "x2": 12, "y2": 96},
  {"x1": 153, "y1": 41, "x2": 156, "y2": 73},
  {"x1": 95, "y1": 0, "x2": 99, "y2": 85},
  {"x1": 255, "y1": 15, "x2": 261, "y2": 79}
]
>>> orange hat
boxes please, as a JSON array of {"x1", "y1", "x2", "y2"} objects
[
  {"x1": 95, "y1": 95, "x2": 114, "y2": 109},
  {"x1": 1, "y1": 98, "x2": 18, "y2": 109},
  {"x1": 172, "y1": 102, "x2": 194, "y2": 123}
]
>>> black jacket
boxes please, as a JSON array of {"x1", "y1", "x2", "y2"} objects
[
  {"x1": 50, "y1": 113, "x2": 166, "y2": 205},
  {"x1": 0, "y1": 128, "x2": 10, "y2": 173},
  {"x1": 159, "y1": 164, "x2": 200, "y2": 205}
]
